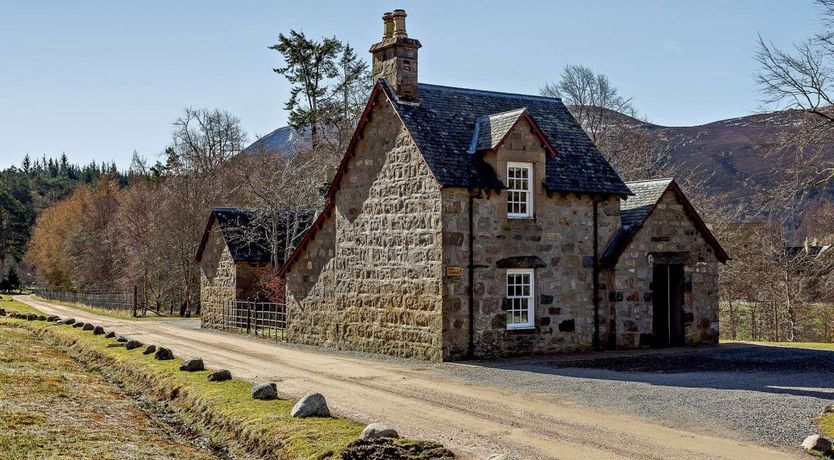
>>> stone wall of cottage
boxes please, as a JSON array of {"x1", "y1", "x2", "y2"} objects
[
  {"x1": 441, "y1": 119, "x2": 621, "y2": 359},
  {"x1": 285, "y1": 94, "x2": 444, "y2": 360},
  {"x1": 199, "y1": 234, "x2": 236, "y2": 329},
  {"x1": 607, "y1": 190, "x2": 720, "y2": 347},
  {"x1": 285, "y1": 210, "x2": 337, "y2": 346}
]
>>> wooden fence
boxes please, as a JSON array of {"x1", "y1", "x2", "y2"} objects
[
  {"x1": 34, "y1": 288, "x2": 170, "y2": 317},
  {"x1": 221, "y1": 300, "x2": 286, "y2": 340}
]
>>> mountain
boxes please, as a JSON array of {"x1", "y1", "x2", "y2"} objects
[
  {"x1": 601, "y1": 109, "x2": 834, "y2": 209},
  {"x1": 242, "y1": 126, "x2": 311, "y2": 155}
]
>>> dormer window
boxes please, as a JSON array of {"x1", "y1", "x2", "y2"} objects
[{"x1": 507, "y1": 162, "x2": 533, "y2": 219}]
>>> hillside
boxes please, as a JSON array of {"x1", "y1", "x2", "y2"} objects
[
  {"x1": 611, "y1": 109, "x2": 834, "y2": 208},
  {"x1": 242, "y1": 126, "x2": 311, "y2": 155}
]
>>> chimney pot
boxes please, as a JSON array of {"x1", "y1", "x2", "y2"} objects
[
  {"x1": 382, "y1": 12, "x2": 394, "y2": 39},
  {"x1": 392, "y1": 9, "x2": 407, "y2": 38}
]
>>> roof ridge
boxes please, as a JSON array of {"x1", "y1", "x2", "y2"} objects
[
  {"x1": 417, "y1": 82, "x2": 561, "y2": 102},
  {"x1": 624, "y1": 178, "x2": 674, "y2": 185},
  {"x1": 477, "y1": 107, "x2": 528, "y2": 119}
]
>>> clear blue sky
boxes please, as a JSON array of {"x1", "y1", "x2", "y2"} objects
[{"x1": 0, "y1": 0, "x2": 821, "y2": 169}]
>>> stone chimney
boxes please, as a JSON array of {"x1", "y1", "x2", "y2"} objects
[{"x1": 369, "y1": 9, "x2": 422, "y2": 101}]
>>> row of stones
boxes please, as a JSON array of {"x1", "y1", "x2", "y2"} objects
[{"x1": 1, "y1": 308, "x2": 399, "y2": 442}]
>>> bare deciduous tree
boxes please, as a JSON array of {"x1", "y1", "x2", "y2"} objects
[
  {"x1": 172, "y1": 108, "x2": 246, "y2": 175},
  {"x1": 541, "y1": 64, "x2": 636, "y2": 145},
  {"x1": 233, "y1": 148, "x2": 320, "y2": 261},
  {"x1": 164, "y1": 108, "x2": 246, "y2": 315},
  {"x1": 755, "y1": 0, "x2": 834, "y2": 193}
]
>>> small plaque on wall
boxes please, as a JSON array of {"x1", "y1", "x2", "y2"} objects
[{"x1": 446, "y1": 266, "x2": 462, "y2": 278}]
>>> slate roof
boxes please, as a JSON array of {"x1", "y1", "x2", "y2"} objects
[
  {"x1": 601, "y1": 179, "x2": 729, "y2": 266},
  {"x1": 619, "y1": 179, "x2": 673, "y2": 229},
  {"x1": 195, "y1": 208, "x2": 313, "y2": 264},
  {"x1": 381, "y1": 81, "x2": 631, "y2": 195},
  {"x1": 469, "y1": 108, "x2": 528, "y2": 153}
]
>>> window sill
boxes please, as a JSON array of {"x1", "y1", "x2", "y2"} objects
[
  {"x1": 506, "y1": 325, "x2": 535, "y2": 331},
  {"x1": 507, "y1": 215, "x2": 534, "y2": 220}
]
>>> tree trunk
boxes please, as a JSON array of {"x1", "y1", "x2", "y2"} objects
[{"x1": 729, "y1": 299, "x2": 737, "y2": 340}]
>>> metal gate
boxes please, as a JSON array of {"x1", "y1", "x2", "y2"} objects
[{"x1": 221, "y1": 300, "x2": 286, "y2": 340}]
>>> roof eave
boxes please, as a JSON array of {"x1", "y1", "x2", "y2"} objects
[{"x1": 193, "y1": 212, "x2": 218, "y2": 264}]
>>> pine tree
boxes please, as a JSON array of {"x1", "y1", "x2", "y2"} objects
[
  {"x1": 270, "y1": 30, "x2": 342, "y2": 147},
  {"x1": 5, "y1": 265, "x2": 20, "y2": 292},
  {"x1": 332, "y1": 43, "x2": 371, "y2": 129},
  {"x1": 21, "y1": 155, "x2": 31, "y2": 175}
]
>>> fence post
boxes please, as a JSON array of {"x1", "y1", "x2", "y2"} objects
[
  {"x1": 246, "y1": 303, "x2": 251, "y2": 335},
  {"x1": 132, "y1": 286, "x2": 138, "y2": 317}
]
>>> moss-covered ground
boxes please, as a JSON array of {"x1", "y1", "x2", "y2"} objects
[
  {"x1": 0, "y1": 298, "x2": 365, "y2": 459},
  {"x1": 818, "y1": 413, "x2": 834, "y2": 439},
  {"x1": 0, "y1": 317, "x2": 217, "y2": 459},
  {"x1": 721, "y1": 339, "x2": 834, "y2": 351}
]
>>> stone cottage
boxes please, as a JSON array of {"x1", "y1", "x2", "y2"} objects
[
  {"x1": 195, "y1": 208, "x2": 310, "y2": 328},
  {"x1": 270, "y1": 10, "x2": 729, "y2": 361}
]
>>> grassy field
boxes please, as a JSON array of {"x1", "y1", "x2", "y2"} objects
[
  {"x1": 721, "y1": 339, "x2": 834, "y2": 351},
  {"x1": 0, "y1": 297, "x2": 369, "y2": 459},
  {"x1": 1, "y1": 294, "x2": 45, "y2": 315},
  {"x1": 0, "y1": 319, "x2": 217, "y2": 459},
  {"x1": 30, "y1": 295, "x2": 183, "y2": 321}
]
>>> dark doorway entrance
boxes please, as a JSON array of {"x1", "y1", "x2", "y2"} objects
[{"x1": 652, "y1": 264, "x2": 685, "y2": 347}]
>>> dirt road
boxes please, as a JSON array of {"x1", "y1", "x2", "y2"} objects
[{"x1": 20, "y1": 296, "x2": 798, "y2": 460}]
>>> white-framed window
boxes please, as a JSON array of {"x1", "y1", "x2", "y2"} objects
[
  {"x1": 507, "y1": 162, "x2": 533, "y2": 219},
  {"x1": 506, "y1": 268, "x2": 535, "y2": 329}
]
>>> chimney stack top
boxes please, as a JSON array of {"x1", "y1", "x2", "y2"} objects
[
  {"x1": 382, "y1": 12, "x2": 394, "y2": 39},
  {"x1": 392, "y1": 9, "x2": 407, "y2": 38}
]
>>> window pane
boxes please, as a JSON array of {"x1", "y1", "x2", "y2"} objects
[
  {"x1": 507, "y1": 165, "x2": 532, "y2": 217},
  {"x1": 506, "y1": 270, "x2": 534, "y2": 327}
]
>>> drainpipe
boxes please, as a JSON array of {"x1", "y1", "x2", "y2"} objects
[
  {"x1": 467, "y1": 190, "x2": 476, "y2": 359},
  {"x1": 592, "y1": 199, "x2": 601, "y2": 351}
]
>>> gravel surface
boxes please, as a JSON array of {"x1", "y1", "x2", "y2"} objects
[
  {"x1": 434, "y1": 344, "x2": 834, "y2": 448},
  {"x1": 169, "y1": 318, "x2": 827, "y2": 449},
  {"x1": 159, "y1": 318, "x2": 201, "y2": 330}
]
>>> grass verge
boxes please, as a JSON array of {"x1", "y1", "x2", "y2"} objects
[
  {"x1": 721, "y1": 339, "x2": 834, "y2": 351},
  {"x1": 1, "y1": 304, "x2": 364, "y2": 459},
  {"x1": 30, "y1": 295, "x2": 183, "y2": 321},
  {"x1": 818, "y1": 413, "x2": 834, "y2": 439},
  {"x1": 0, "y1": 321, "x2": 217, "y2": 459},
  {"x1": 0, "y1": 294, "x2": 43, "y2": 315}
]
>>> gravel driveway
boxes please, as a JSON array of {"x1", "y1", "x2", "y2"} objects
[{"x1": 435, "y1": 344, "x2": 834, "y2": 448}]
